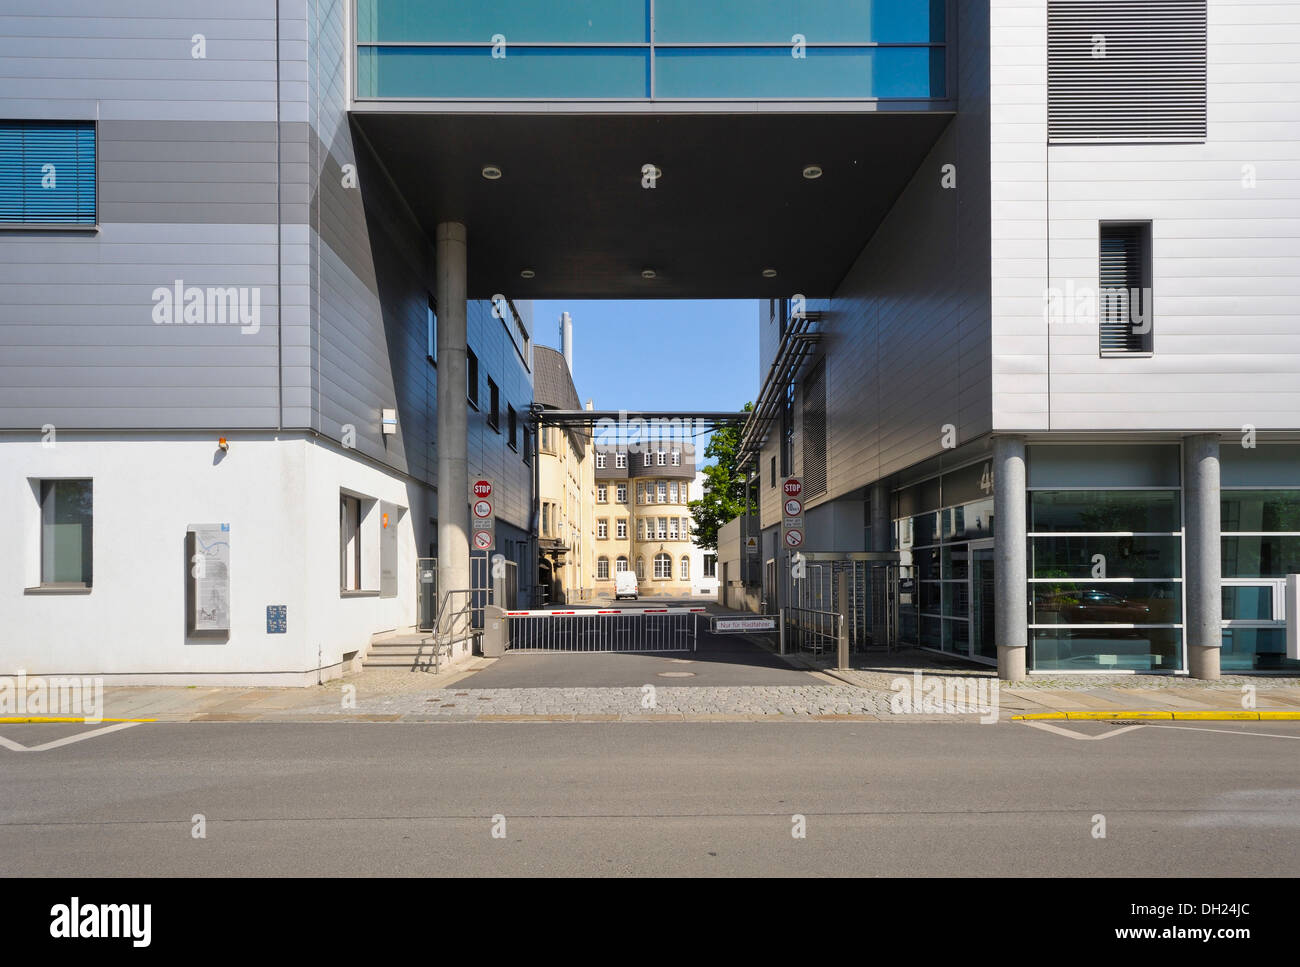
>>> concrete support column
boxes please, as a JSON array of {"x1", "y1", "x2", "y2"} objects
[
  {"x1": 1183, "y1": 434, "x2": 1222, "y2": 680},
  {"x1": 435, "y1": 222, "x2": 469, "y2": 629},
  {"x1": 993, "y1": 436, "x2": 1028, "y2": 681},
  {"x1": 870, "y1": 480, "x2": 890, "y2": 553}
]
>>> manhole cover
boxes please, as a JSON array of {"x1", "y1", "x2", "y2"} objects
[{"x1": 657, "y1": 671, "x2": 696, "y2": 678}]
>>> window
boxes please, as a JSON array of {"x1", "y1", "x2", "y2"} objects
[
  {"x1": 635, "y1": 557, "x2": 645, "y2": 579},
  {"x1": 1099, "y1": 222, "x2": 1153, "y2": 355},
  {"x1": 507, "y1": 405, "x2": 517, "y2": 450},
  {"x1": 0, "y1": 121, "x2": 97, "y2": 226},
  {"x1": 657, "y1": 450, "x2": 666, "y2": 466},
  {"x1": 597, "y1": 519, "x2": 608, "y2": 539},
  {"x1": 669, "y1": 481, "x2": 678, "y2": 503},
  {"x1": 616, "y1": 484, "x2": 627, "y2": 503},
  {"x1": 522, "y1": 428, "x2": 532, "y2": 464},
  {"x1": 39, "y1": 479, "x2": 92, "y2": 586},
  {"x1": 637, "y1": 518, "x2": 645, "y2": 540},
  {"x1": 596, "y1": 452, "x2": 607, "y2": 469},
  {"x1": 643, "y1": 452, "x2": 652, "y2": 468},
  {"x1": 616, "y1": 518, "x2": 627, "y2": 540},
  {"x1": 671, "y1": 450, "x2": 681, "y2": 467},
  {"x1": 488, "y1": 378, "x2": 500, "y2": 430},
  {"x1": 597, "y1": 484, "x2": 608, "y2": 503},
  {"x1": 467, "y1": 348, "x2": 479, "y2": 407},
  {"x1": 669, "y1": 518, "x2": 679, "y2": 540},
  {"x1": 680, "y1": 517, "x2": 690, "y2": 539},
  {"x1": 426, "y1": 296, "x2": 437, "y2": 363},
  {"x1": 616, "y1": 556, "x2": 629, "y2": 573},
  {"x1": 340, "y1": 495, "x2": 361, "y2": 591},
  {"x1": 636, "y1": 482, "x2": 645, "y2": 504},
  {"x1": 657, "y1": 481, "x2": 667, "y2": 503},
  {"x1": 597, "y1": 556, "x2": 610, "y2": 580},
  {"x1": 770, "y1": 455, "x2": 776, "y2": 488},
  {"x1": 657, "y1": 517, "x2": 668, "y2": 540},
  {"x1": 654, "y1": 553, "x2": 672, "y2": 579},
  {"x1": 703, "y1": 553, "x2": 717, "y2": 578},
  {"x1": 615, "y1": 453, "x2": 627, "y2": 469},
  {"x1": 541, "y1": 502, "x2": 551, "y2": 537},
  {"x1": 680, "y1": 556, "x2": 690, "y2": 580}
]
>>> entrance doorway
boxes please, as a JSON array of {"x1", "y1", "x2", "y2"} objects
[{"x1": 970, "y1": 540, "x2": 996, "y2": 661}]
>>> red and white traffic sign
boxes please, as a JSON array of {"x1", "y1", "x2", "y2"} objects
[
  {"x1": 473, "y1": 530, "x2": 494, "y2": 550},
  {"x1": 784, "y1": 528, "x2": 804, "y2": 548},
  {"x1": 784, "y1": 497, "x2": 802, "y2": 517},
  {"x1": 473, "y1": 479, "x2": 493, "y2": 498},
  {"x1": 473, "y1": 499, "x2": 493, "y2": 519},
  {"x1": 783, "y1": 477, "x2": 802, "y2": 497}
]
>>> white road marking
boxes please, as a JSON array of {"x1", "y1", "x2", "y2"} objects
[
  {"x1": 1141, "y1": 724, "x2": 1300, "y2": 741},
  {"x1": 0, "y1": 722, "x2": 141, "y2": 753},
  {"x1": 1019, "y1": 721, "x2": 1146, "y2": 741}
]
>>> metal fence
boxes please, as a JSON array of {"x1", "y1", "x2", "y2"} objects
[
  {"x1": 779, "y1": 554, "x2": 898, "y2": 652},
  {"x1": 781, "y1": 606, "x2": 844, "y2": 656},
  {"x1": 503, "y1": 607, "x2": 704, "y2": 653},
  {"x1": 470, "y1": 553, "x2": 519, "y2": 629}
]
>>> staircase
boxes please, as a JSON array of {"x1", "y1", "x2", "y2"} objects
[{"x1": 362, "y1": 631, "x2": 437, "y2": 669}]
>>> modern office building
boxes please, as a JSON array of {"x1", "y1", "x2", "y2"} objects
[
  {"x1": 594, "y1": 442, "x2": 698, "y2": 597},
  {"x1": 533, "y1": 314, "x2": 596, "y2": 604},
  {"x1": 686, "y1": 472, "x2": 721, "y2": 598},
  {"x1": 2, "y1": 1, "x2": 1296, "y2": 681}
]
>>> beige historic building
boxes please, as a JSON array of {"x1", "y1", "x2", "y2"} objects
[
  {"x1": 593, "y1": 442, "x2": 698, "y2": 598},
  {"x1": 533, "y1": 340, "x2": 595, "y2": 604}
]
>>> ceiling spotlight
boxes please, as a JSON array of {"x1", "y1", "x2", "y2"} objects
[
  {"x1": 520, "y1": 269, "x2": 535, "y2": 279},
  {"x1": 762, "y1": 268, "x2": 777, "y2": 278},
  {"x1": 481, "y1": 164, "x2": 503, "y2": 180},
  {"x1": 641, "y1": 269, "x2": 657, "y2": 280},
  {"x1": 802, "y1": 164, "x2": 823, "y2": 180}
]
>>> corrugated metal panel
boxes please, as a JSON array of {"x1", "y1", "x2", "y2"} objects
[
  {"x1": 802, "y1": 358, "x2": 827, "y2": 497},
  {"x1": 1048, "y1": 0, "x2": 1207, "y2": 143}
]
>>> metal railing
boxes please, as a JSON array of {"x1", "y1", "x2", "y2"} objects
[
  {"x1": 503, "y1": 607, "x2": 703, "y2": 653},
  {"x1": 781, "y1": 606, "x2": 843, "y2": 657},
  {"x1": 416, "y1": 588, "x2": 475, "y2": 673},
  {"x1": 470, "y1": 554, "x2": 519, "y2": 628}
]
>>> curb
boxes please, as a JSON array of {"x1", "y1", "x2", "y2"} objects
[{"x1": 1011, "y1": 710, "x2": 1300, "y2": 721}]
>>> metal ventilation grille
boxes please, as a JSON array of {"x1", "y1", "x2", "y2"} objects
[
  {"x1": 1099, "y1": 224, "x2": 1151, "y2": 354},
  {"x1": 1048, "y1": 0, "x2": 1207, "y2": 143},
  {"x1": 802, "y1": 360, "x2": 827, "y2": 497}
]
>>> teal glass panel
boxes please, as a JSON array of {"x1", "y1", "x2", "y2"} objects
[
  {"x1": 1222, "y1": 535, "x2": 1300, "y2": 578},
  {"x1": 654, "y1": 46, "x2": 938, "y2": 98},
  {"x1": 41, "y1": 479, "x2": 92, "y2": 585},
  {"x1": 1221, "y1": 586, "x2": 1272, "y2": 621},
  {"x1": 653, "y1": 0, "x2": 944, "y2": 44},
  {"x1": 1031, "y1": 535, "x2": 1182, "y2": 579},
  {"x1": 1029, "y1": 490, "x2": 1181, "y2": 533},
  {"x1": 1221, "y1": 628, "x2": 1300, "y2": 672},
  {"x1": 358, "y1": 46, "x2": 650, "y2": 98},
  {"x1": 357, "y1": 0, "x2": 648, "y2": 43},
  {"x1": 1032, "y1": 629, "x2": 1182, "y2": 672},
  {"x1": 1031, "y1": 581, "x2": 1182, "y2": 625}
]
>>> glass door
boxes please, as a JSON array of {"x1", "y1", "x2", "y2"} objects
[{"x1": 970, "y1": 541, "x2": 996, "y2": 661}]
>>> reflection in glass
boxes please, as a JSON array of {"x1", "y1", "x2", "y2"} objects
[
  {"x1": 1221, "y1": 586, "x2": 1272, "y2": 621},
  {"x1": 1222, "y1": 536, "x2": 1300, "y2": 578},
  {"x1": 1031, "y1": 582, "x2": 1181, "y2": 625},
  {"x1": 653, "y1": 0, "x2": 945, "y2": 44},
  {"x1": 1030, "y1": 490, "x2": 1180, "y2": 533},
  {"x1": 41, "y1": 479, "x2": 93, "y2": 585},
  {"x1": 1032, "y1": 628, "x2": 1182, "y2": 672},
  {"x1": 654, "y1": 46, "x2": 941, "y2": 99},
  {"x1": 358, "y1": 46, "x2": 650, "y2": 98},
  {"x1": 1221, "y1": 628, "x2": 1300, "y2": 672},
  {"x1": 1031, "y1": 535, "x2": 1181, "y2": 579},
  {"x1": 1221, "y1": 489, "x2": 1300, "y2": 532},
  {"x1": 357, "y1": 0, "x2": 648, "y2": 43}
]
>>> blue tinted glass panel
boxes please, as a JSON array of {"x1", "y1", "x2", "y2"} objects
[
  {"x1": 1032, "y1": 629, "x2": 1183, "y2": 672},
  {"x1": 1221, "y1": 628, "x2": 1300, "y2": 672},
  {"x1": 654, "y1": 0, "x2": 944, "y2": 44},
  {"x1": 654, "y1": 46, "x2": 938, "y2": 98},
  {"x1": 1031, "y1": 582, "x2": 1182, "y2": 626},
  {"x1": 0, "y1": 121, "x2": 96, "y2": 225},
  {"x1": 358, "y1": 47, "x2": 650, "y2": 98},
  {"x1": 357, "y1": 0, "x2": 649, "y2": 43},
  {"x1": 1222, "y1": 535, "x2": 1300, "y2": 578}
]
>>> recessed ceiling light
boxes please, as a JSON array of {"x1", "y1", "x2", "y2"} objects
[
  {"x1": 802, "y1": 164, "x2": 823, "y2": 180},
  {"x1": 520, "y1": 269, "x2": 535, "y2": 279},
  {"x1": 641, "y1": 269, "x2": 657, "y2": 280},
  {"x1": 482, "y1": 164, "x2": 503, "y2": 180},
  {"x1": 762, "y1": 268, "x2": 777, "y2": 278}
]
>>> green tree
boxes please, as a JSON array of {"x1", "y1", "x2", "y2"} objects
[{"x1": 688, "y1": 403, "x2": 753, "y2": 551}]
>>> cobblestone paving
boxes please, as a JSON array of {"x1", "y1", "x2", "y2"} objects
[
  {"x1": 311, "y1": 685, "x2": 893, "y2": 718},
  {"x1": 830, "y1": 666, "x2": 1300, "y2": 692}
]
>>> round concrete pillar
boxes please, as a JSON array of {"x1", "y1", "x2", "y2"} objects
[
  {"x1": 1183, "y1": 434, "x2": 1222, "y2": 680},
  {"x1": 993, "y1": 436, "x2": 1028, "y2": 681},
  {"x1": 435, "y1": 222, "x2": 469, "y2": 629}
]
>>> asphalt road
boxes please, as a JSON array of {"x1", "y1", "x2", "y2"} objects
[{"x1": 2, "y1": 719, "x2": 1298, "y2": 877}]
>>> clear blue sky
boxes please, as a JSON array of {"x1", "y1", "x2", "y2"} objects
[{"x1": 530, "y1": 299, "x2": 759, "y2": 460}]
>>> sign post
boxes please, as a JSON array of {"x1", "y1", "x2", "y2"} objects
[
  {"x1": 780, "y1": 476, "x2": 805, "y2": 553},
  {"x1": 471, "y1": 478, "x2": 495, "y2": 552}
]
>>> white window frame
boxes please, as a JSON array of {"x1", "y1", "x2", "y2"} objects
[
  {"x1": 680, "y1": 556, "x2": 690, "y2": 580},
  {"x1": 669, "y1": 518, "x2": 679, "y2": 540},
  {"x1": 654, "y1": 553, "x2": 671, "y2": 579},
  {"x1": 616, "y1": 453, "x2": 627, "y2": 469},
  {"x1": 643, "y1": 452, "x2": 652, "y2": 468},
  {"x1": 616, "y1": 556, "x2": 629, "y2": 573},
  {"x1": 616, "y1": 518, "x2": 627, "y2": 539},
  {"x1": 616, "y1": 484, "x2": 627, "y2": 503},
  {"x1": 671, "y1": 450, "x2": 681, "y2": 467},
  {"x1": 596, "y1": 453, "x2": 607, "y2": 469},
  {"x1": 597, "y1": 519, "x2": 608, "y2": 539},
  {"x1": 597, "y1": 484, "x2": 607, "y2": 503},
  {"x1": 657, "y1": 481, "x2": 667, "y2": 503}
]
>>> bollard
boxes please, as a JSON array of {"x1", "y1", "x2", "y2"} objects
[{"x1": 836, "y1": 568, "x2": 849, "y2": 670}]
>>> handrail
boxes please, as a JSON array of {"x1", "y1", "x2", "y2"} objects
[{"x1": 416, "y1": 588, "x2": 476, "y2": 672}]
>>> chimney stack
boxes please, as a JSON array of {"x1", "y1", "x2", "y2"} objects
[{"x1": 560, "y1": 311, "x2": 573, "y2": 375}]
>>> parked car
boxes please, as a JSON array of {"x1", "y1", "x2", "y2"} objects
[{"x1": 615, "y1": 571, "x2": 639, "y2": 601}]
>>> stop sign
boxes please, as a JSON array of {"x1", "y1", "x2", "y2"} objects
[
  {"x1": 783, "y1": 478, "x2": 802, "y2": 497},
  {"x1": 473, "y1": 479, "x2": 492, "y2": 498}
]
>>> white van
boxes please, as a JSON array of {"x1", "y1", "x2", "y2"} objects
[{"x1": 614, "y1": 571, "x2": 639, "y2": 601}]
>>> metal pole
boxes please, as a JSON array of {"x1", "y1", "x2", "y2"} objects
[
  {"x1": 779, "y1": 608, "x2": 786, "y2": 656},
  {"x1": 836, "y1": 567, "x2": 849, "y2": 670}
]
